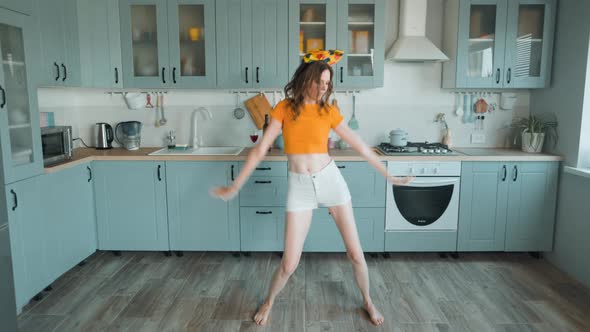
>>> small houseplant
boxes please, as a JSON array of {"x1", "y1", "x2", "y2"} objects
[{"x1": 510, "y1": 113, "x2": 558, "y2": 153}]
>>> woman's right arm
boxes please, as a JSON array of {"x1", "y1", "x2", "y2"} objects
[{"x1": 210, "y1": 118, "x2": 282, "y2": 200}]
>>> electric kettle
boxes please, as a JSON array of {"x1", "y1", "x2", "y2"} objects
[{"x1": 95, "y1": 122, "x2": 114, "y2": 149}]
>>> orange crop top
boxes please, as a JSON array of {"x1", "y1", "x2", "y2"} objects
[{"x1": 270, "y1": 99, "x2": 344, "y2": 154}]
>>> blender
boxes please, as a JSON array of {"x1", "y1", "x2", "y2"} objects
[{"x1": 115, "y1": 121, "x2": 142, "y2": 150}]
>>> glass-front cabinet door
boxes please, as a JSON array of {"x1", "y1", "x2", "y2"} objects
[
  {"x1": 504, "y1": 0, "x2": 555, "y2": 88},
  {"x1": 120, "y1": 0, "x2": 169, "y2": 88},
  {"x1": 0, "y1": 9, "x2": 43, "y2": 184},
  {"x1": 167, "y1": 0, "x2": 216, "y2": 88},
  {"x1": 336, "y1": 0, "x2": 384, "y2": 88},
  {"x1": 288, "y1": 0, "x2": 337, "y2": 79},
  {"x1": 457, "y1": 0, "x2": 508, "y2": 88}
]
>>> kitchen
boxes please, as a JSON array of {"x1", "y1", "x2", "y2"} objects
[{"x1": 1, "y1": 0, "x2": 590, "y2": 331}]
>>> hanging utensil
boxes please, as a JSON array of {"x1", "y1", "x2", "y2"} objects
[
  {"x1": 154, "y1": 93, "x2": 161, "y2": 127},
  {"x1": 454, "y1": 92, "x2": 463, "y2": 117},
  {"x1": 159, "y1": 92, "x2": 167, "y2": 126},
  {"x1": 233, "y1": 92, "x2": 245, "y2": 119},
  {"x1": 462, "y1": 93, "x2": 469, "y2": 123},
  {"x1": 348, "y1": 93, "x2": 359, "y2": 130},
  {"x1": 468, "y1": 93, "x2": 475, "y2": 123}
]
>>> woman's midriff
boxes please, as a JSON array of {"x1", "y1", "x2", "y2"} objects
[{"x1": 287, "y1": 153, "x2": 332, "y2": 174}]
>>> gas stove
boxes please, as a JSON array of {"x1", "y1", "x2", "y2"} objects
[{"x1": 375, "y1": 142, "x2": 456, "y2": 155}]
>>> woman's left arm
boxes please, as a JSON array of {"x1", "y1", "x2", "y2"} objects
[{"x1": 333, "y1": 122, "x2": 413, "y2": 185}]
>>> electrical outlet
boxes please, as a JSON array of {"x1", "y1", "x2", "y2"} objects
[{"x1": 471, "y1": 133, "x2": 486, "y2": 144}]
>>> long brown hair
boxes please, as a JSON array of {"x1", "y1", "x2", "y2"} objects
[{"x1": 284, "y1": 61, "x2": 334, "y2": 120}]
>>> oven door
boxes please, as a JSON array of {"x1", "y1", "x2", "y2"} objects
[{"x1": 386, "y1": 177, "x2": 460, "y2": 231}]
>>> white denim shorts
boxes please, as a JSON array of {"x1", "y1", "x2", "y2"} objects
[{"x1": 286, "y1": 160, "x2": 352, "y2": 212}]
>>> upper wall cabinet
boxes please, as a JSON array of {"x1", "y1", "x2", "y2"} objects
[
  {"x1": 216, "y1": 0, "x2": 288, "y2": 89},
  {"x1": 0, "y1": 0, "x2": 32, "y2": 15},
  {"x1": 442, "y1": 0, "x2": 556, "y2": 89},
  {"x1": 119, "y1": 0, "x2": 216, "y2": 88},
  {"x1": 34, "y1": 0, "x2": 81, "y2": 87},
  {"x1": 289, "y1": 0, "x2": 385, "y2": 89},
  {"x1": 77, "y1": 0, "x2": 123, "y2": 88},
  {"x1": 0, "y1": 8, "x2": 43, "y2": 184}
]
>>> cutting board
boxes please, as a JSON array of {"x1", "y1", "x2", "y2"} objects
[{"x1": 244, "y1": 93, "x2": 273, "y2": 129}]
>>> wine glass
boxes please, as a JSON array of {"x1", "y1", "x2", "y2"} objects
[{"x1": 249, "y1": 130, "x2": 259, "y2": 143}]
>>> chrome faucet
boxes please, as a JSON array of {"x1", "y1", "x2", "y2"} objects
[{"x1": 190, "y1": 107, "x2": 213, "y2": 148}]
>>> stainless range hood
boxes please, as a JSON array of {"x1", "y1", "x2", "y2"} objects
[{"x1": 386, "y1": 0, "x2": 449, "y2": 62}]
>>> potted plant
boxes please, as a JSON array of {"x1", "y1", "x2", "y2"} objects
[{"x1": 510, "y1": 113, "x2": 558, "y2": 153}]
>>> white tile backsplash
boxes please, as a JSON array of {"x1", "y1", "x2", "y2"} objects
[{"x1": 38, "y1": 62, "x2": 529, "y2": 149}]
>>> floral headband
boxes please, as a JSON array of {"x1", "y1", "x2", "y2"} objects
[{"x1": 303, "y1": 49, "x2": 344, "y2": 66}]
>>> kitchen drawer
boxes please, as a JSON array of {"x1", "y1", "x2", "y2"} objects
[
  {"x1": 335, "y1": 161, "x2": 386, "y2": 207},
  {"x1": 239, "y1": 176, "x2": 288, "y2": 207},
  {"x1": 240, "y1": 207, "x2": 285, "y2": 251},
  {"x1": 239, "y1": 161, "x2": 287, "y2": 177}
]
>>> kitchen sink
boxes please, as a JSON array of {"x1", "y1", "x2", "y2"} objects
[{"x1": 149, "y1": 146, "x2": 244, "y2": 156}]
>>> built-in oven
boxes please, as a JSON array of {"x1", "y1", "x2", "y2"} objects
[{"x1": 386, "y1": 161, "x2": 461, "y2": 231}]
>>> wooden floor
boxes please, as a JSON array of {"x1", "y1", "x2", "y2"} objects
[{"x1": 17, "y1": 251, "x2": 590, "y2": 332}]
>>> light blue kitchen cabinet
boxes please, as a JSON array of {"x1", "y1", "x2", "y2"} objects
[
  {"x1": 239, "y1": 176, "x2": 288, "y2": 207},
  {"x1": 288, "y1": 0, "x2": 338, "y2": 79},
  {"x1": 216, "y1": 0, "x2": 288, "y2": 88},
  {"x1": 77, "y1": 0, "x2": 123, "y2": 88},
  {"x1": 505, "y1": 162, "x2": 558, "y2": 251},
  {"x1": 0, "y1": 0, "x2": 32, "y2": 15},
  {"x1": 336, "y1": 161, "x2": 385, "y2": 207},
  {"x1": 459, "y1": 161, "x2": 559, "y2": 252},
  {"x1": 33, "y1": 0, "x2": 81, "y2": 87},
  {"x1": 335, "y1": 0, "x2": 385, "y2": 88},
  {"x1": 0, "y1": 8, "x2": 44, "y2": 185},
  {"x1": 94, "y1": 161, "x2": 169, "y2": 251},
  {"x1": 288, "y1": 0, "x2": 384, "y2": 88},
  {"x1": 304, "y1": 208, "x2": 384, "y2": 252},
  {"x1": 240, "y1": 207, "x2": 285, "y2": 251},
  {"x1": 442, "y1": 0, "x2": 555, "y2": 89},
  {"x1": 166, "y1": 161, "x2": 240, "y2": 251},
  {"x1": 43, "y1": 164, "x2": 96, "y2": 283},
  {"x1": 4, "y1": 175, "x2": 47, "y2": 311},
  {"x1": 119, "y1": 0, "x2": 216, "y2": 88},
  {"x1": 458, "y1": 162, "x2": 508, "y2": 251}
]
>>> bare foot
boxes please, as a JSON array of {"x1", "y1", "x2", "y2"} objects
[
  {"x1": 253, "y1": 301, "x2": 272, "y2": 325},
  {"x1": 364, "y1": 302, "x2": 384, "y2": 326}
]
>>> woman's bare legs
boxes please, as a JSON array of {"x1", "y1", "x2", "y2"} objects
[
  {"x1": 253, "y1": 209, "x2": 313, "y2": 325},
  {"x1": 328, "y1": 201, "x2": 384, "y2": 326}
]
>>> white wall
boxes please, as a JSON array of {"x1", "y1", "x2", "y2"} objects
[{"x1": 37, "y1": 0, "x2": 529, "y2": 149}]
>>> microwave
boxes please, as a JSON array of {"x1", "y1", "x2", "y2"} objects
[{"x1": 40, "y1": 126, "x2": 73, "y2": 166}]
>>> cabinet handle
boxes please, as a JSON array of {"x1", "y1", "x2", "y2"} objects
[
  {"x1": 256, "y1": 211, "x2": 272, "y2": 214},
  {"x1": 501, "y1": 165, "x2": 507, "y2": 181},
  {"x1": 0, "y1": 84, "x2": 5, "y2": 108},
  {"x1": 254, "y1": 180, "x2": 272, "y2": 184},
  {"x1": 256, "y1": 67, "x2": 260, "y2": 83},
  {"x1": 507, "y1": 68, "x2": 511, "y2": 84},
  {"x1": 87, "y1": 166, "x2": 92, "y2": 182},
  {"x1": 115, "y1": 67, "x2": 119, "y2": 84},
  {"x1": 496, "y1": 68, "x2": 501, "y2": 84},
  {"x1": 161, "y1": 67, "x2": 166, "y2": 84},
  {"x1": 61, "y1": 63, "x2": 67, "y2": 82},
  {"x1": 172, "y1": 67, "x2": 177, "y2": 84},
  {"x1": 256, "y1": 167, "x2": 271, "y2": 170},
  {"x1": 54, "y1": 62, "x2": 60, "y2": 81},
  {"x1": 513, "y1": 165, "x2": 518, "y2": 182},
  {"x1": 231, "y1": 164, "x2": 235, "y2": 181},
  {"x1": 337, "y1": 165, "x2": 345, "y2": 169},
  {"x1": 245, "y1": 67, "x2": 249, "y2": 83},
  {"x1": 157, "y1": 165, "x2": 162, "y2": 181},
  {"x1": 340, "y1": 67, "x2": 343, "y2": 83},
  {"x1": 10, "y1": 189, "x2": 17, "y2": 211}
]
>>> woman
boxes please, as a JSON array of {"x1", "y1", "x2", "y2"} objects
[{"x1": 211, "y1": 50, "x2": 412, "y2": 326}]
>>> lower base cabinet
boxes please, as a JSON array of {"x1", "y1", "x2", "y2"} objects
[{"x1": 94, "y1": 161, "x2": 169, "y2": 251}]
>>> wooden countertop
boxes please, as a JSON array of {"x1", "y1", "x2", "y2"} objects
[{"x1": 44, "y1": 147, "x2": 564, "y2": 173}]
